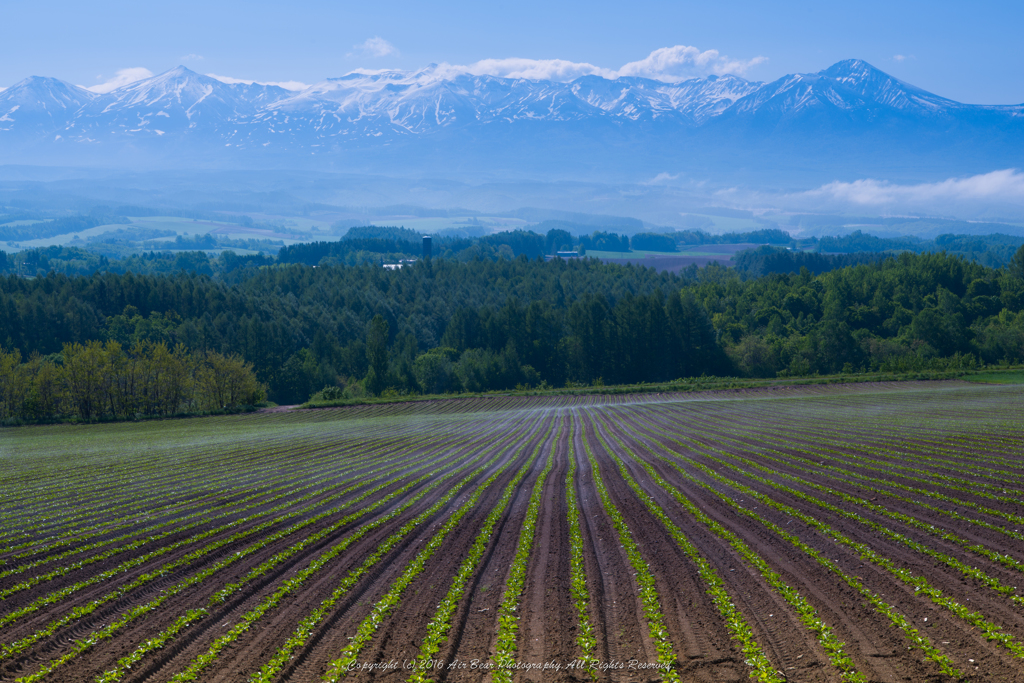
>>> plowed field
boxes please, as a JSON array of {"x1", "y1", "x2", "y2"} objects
[{"x1": 3, "y1": 381, "x2": 1024, "y2": 682}]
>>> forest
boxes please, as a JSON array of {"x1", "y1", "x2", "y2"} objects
[
  {"x1": 0, "y1": 341, "x2": 265, "y2": 422},
  {"x1": 2, "y1": 244, "x2": 1024, "y2": 410}
]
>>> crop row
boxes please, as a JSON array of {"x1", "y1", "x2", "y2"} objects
[
  {"x1": 408, "y1": 418, "x2": 560, "y2": 683},
  {"x1": 0, "y1": 418, "x2": 392, "y2": 540},
  {"x1": 124, "y1": 428, "x2": 514, "y2": 683},
  {"x1": 15, "y1": 412, "x2": 536, "y2": 682},
  {"x1": 6, "y1": 385, "x2": 1024, "y2": 683},
  {"x1": 577, "y1": 417, "x2": 683, "y2": 682},
  {"x1": 4, "y1": 408, "x2": 474, "y2": 543},
  {"x1": 89, "y1": 435, "x2": 501, "y2": 683},
  {"x1": 563, "y1": 422, "x2": 599, "y2": 677},
  {"x1": 641, "y1": 403, "x2": 1024, "y2": 540},
  {"x1": 638, "y1": 435, "x2": 963, "y2": 676},
  {"x1": 320, "y1": 416, "x2": 556, "y2": 682},
  {"x1": 619, "y1": 408, "x2": 1020, "y2": 675},
  {"x1": 1, "y1": 440, "x2": 415, "y2": 590},
  {"x1": 490, "y1": 421, "x2": 558, "y2": 683},
  {"x1": 1, "y1": 419, "x2": 445, "y2": 558},
  {"x1": 2, "y1": 412, "x2": 499, "y2": 586},
  {"x1": 592, "y1": 412, "x2": 865, "y2": 683},
  {"x1": 627, "y1": 408, "x2": 1024, "y2": 597},
  {"x1": 0, "y1": 440, "x2": 437, "y2": 632},
  {"x1": 169, "y1": 411, "x2": 546, "y2": 683},
  {"x1": 4, "y1": 442, "x2": 463, "y2": 677}
]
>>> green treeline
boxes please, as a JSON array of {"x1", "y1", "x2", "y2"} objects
[
  {"x1": 578, "y1": 231, "x2": 630, "y2": 252},
  {"x1": 278, "y1": 238, "x2": 433, "y2": 266},
  {"x1": 0, "y1": 258, "x2": 706, "y2": 403},
  {"x1": 7, "y1": 221, "x2": 1024, "y2": 282},
  {"x1": 0, "y1": 246, "x2": 276, "y2": 279},
  {"x1": 673, "y1": 227, "x2": 794, "y2": 245},
  {"x1": 817, "y1": 229, "x2": 1024, "y2": 267},
  {"x1": 704, "y1": 250, "x2": 1024, "y2": 377},
  {"x1": 0, "y1": 214, "x2": 132, "y2": 242},
  {"x1": 734, "y1": 246, "x2": 888, "y2": 277},
  {"x1": 2, "y1": 250, "x2": 1024, "y2": 406},
  {"x1": 0, "y1": 341, "x2": 265, "y2": 423}
]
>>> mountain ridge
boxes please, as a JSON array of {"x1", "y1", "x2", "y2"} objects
[{"x1": 1, "y1": 60, "x2": 1021, "y2": 183}]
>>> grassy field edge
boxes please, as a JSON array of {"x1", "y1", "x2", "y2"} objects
[{"x1": 300, "y1": 365, "x2": 1024, "y2": 410}]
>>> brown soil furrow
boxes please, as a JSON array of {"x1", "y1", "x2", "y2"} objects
[
  {"x1": 437, "y1": 437, "x2": 555, "y2": 683},
  {"x1": 516, "y1": 423, "x2": 576, "y2": 683},
  {"x1": 614, "y1": 416, "x2": 946, "y2": 682},
  {"x1": 364, "y1": 423, "x2": 560, "y2": 683},
  {"x1": 593, "y1": 415, "x2": 833, "y2": 682},
  {"x1": 680, "y1": 461, "x2": 1024, "y2": 681},
  {"x1": 281, "y1": 447, "x2": 539, "y2": 683},
  {"x1": 230, "y1": 417, "x2": 551, "y2": 683},
  {"x1": 67, "y1": 461, "x2": 469, "y2": 683},
  {"x1": 572, "y1": 428, "x2": 662, "y2": 683},
  {"x1": 1, "y1": 434, "x2": 495, "y2": 683},
  {"x1": 635, "y1": 407, "x2": 1024, "y2": 553}
]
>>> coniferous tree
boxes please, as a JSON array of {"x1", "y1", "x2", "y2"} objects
[
  {"x1": 1010, "y1": 244, "x2": 1024, "y2": 280},
  {"x1": 365, "y1": 314, "x2": 390, "y2": 396}
]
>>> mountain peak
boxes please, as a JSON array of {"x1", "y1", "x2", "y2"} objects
[
  {"x1": 147, "y1": 65, "x2": 213, "y2": 84},
  {"x1": 102, "y1": 66, "x2": 230, "y2": 101},
  {"x1": 817, "y1": 58, "x2": 957, "y2": 110},
  {"x1": 0, "y1": 76, "x2": 95, "y2": 106},
  {"x1": 822, "y1": 58, "x2": 882, "y2": 76},
  {"x1": 7, "y1": 75, "x2": 90, "y2": 93}
]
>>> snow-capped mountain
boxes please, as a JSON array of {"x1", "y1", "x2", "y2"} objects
[
  {"x1": 0, "y1": 76, "x2": 97, "y2": 138},
  {"x1": 722, "y1": 59, "x2": 968, "y2": 123},
  {"x1": 1, "y1": 60, "x2": 1020, "y2": 182}
]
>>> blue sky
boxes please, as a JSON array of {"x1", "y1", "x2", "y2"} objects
[{"x1": 2, "y1": 0, "x2": 1020, "y2": 103}]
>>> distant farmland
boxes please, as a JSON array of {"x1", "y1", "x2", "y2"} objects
[
  {"x1": 2, "y1": 382, "x2": 1024, "y2": 682},
  {"x1": 589, "y1": 243, "x2": 756, "y2": 272}
]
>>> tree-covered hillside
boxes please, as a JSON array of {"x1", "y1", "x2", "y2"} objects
[{"x1": 3, "y1": 250, "x2": 1024, "y2": 405}]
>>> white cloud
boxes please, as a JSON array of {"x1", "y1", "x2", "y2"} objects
[
  {"x1": 618, "y1": 45, "x2": 767, "y2": 80},
  {"x1": 206, "y1": 74, "x2": 309, "y2": 91},
  {"x1": 459, "y1": 58, "x2": 615, "y2": 81},
  {"x1": 893, "y1": 54, "x2": 907, "y2": 62},
  {"x1": 85, "y1": 67, "x2": 154, "y2": 93},
  {"x1": 181, "y1": 53, "x2": 204, "y2": 62},
  {"x1": 442, "y1": 45, "x2": 766, "y2": 84},
  {"x1": 352, "y1": 36, "x2": 398, "y2": 58},
  {"x1": 644, "y1": 172, "x2": 681, "y2": 185},
  {"x1": 802, "y1": 169, "x2": 1024, "y2": 205},
  {"x1": 136, "y1": 43, "x2": 763, "y2": 98}
]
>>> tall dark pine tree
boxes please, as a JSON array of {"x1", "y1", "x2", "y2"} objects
[
  {"x1": 365, "y1": 314, "x2": 390, "y2": 396},
  {"x1": 1010, "y1": 244, "x2": 1024, "y2": 280},
  {"x1": 545, "y1": 228, "x2": 573, "y2": 255}
]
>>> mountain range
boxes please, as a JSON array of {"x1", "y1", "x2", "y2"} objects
[{"x1": 2, "y1": 60, "x2": 1021, "y2": 185}]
